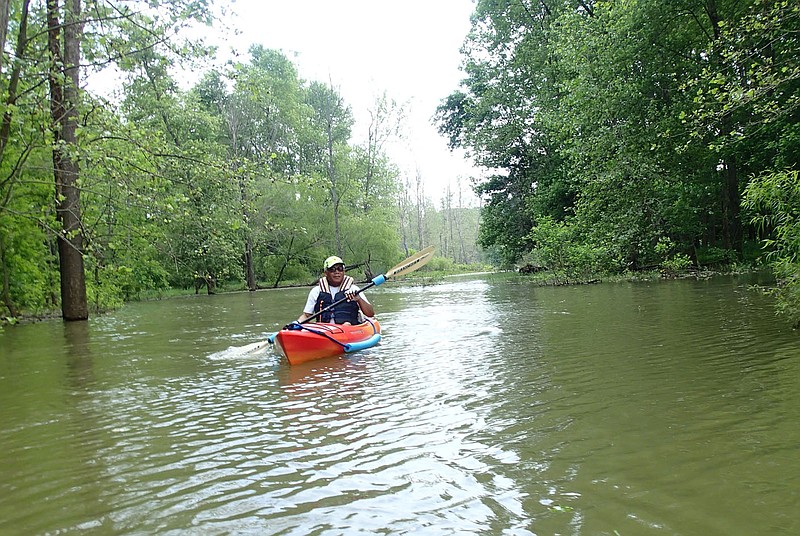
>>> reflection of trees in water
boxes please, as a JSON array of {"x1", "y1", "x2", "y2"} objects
[
  {"x1": 64, "y1": 321, "x2": 94, "y2": 389},
  {"x1": 60, "y1": 321, "x2": 113, "y2": 532}
]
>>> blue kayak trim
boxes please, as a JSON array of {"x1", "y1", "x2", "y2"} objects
[{"x1": 344, "y1": 333, "x2": 381, "y2": 353}]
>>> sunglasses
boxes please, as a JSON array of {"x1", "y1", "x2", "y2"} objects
[{"x1": 327, "y1": 265, "x2": 345, "y2": 272}]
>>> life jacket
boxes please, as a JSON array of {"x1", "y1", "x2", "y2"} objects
[{"x1": 316, "y1": 275, "x2": 360, "y2": 324}]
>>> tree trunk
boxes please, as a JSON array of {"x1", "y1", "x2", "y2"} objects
[
  {"x1": 455, "y1": 184, "x2": 467, "y2": 263},
  {"x1": 273, "y1": 235, "x2": 294, "y2": 288},
  {"x1": 239, "y1": 175, "x2": 256, "y2": 291},
  {"x1": 415, "y1": 170, "x2": 425, "y2": 250},
  {"x1": 704, "y1": 0, "x2": 743, "y2": 255},
  {"x1": 47, "y1": 0, "x2": 88, "y2": 321},
  {"x1": 326, "y1": 122, "x2": 342, "y2": 255},
  {"x1": 720, "y1": 156, "x2": 742, "y2": 253},
  {"x1": 244, "y1": 245, "x2": 256, "y2": 291},
  {"x1": 447, "y1": 189, "x2": 455, "y2": 259},
  {"x1": 0, "y1": 0, "x2": 29, "y2": 163},
  {"x1": 227, "y1": 111, "x2": 257, "y2": 292},
  {"x1": 0, "y1": 232, "x2": 18, "y2": 317},
  {"x1": 0, "y1": 0, "x2": 9, "y2": 73},
  {"x1": 398, "y1": 187, "x2": 410, "y2": 257}
]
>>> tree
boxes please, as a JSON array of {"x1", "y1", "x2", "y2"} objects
[
  {"x1": 305, "y1": 80, "x2": 354, "y2": 256},
  {"x1": 397, "y1": 174, "x2": 414, "y2": 256},
  {"x1": 435, "y1": 0, "x2": 577, "y2": 265},
  {"x1": 0, "y1": 0, "x2": 9, "y2": 72},
  {"x1": 47, "y1": 0, "x2": 87, "y2": 320},
  {"x1": 0, "y1": 0, "x2": 218, "y2": 317},
  {"x1": 223, "y1": 47, "x2": 309, "y2": 290},
  {"x1": 361, "y1": 92, "x2": 404, "y2": 214},
  {"x1": 438, "y1": 0, "x2": 795, "y2": 273}
]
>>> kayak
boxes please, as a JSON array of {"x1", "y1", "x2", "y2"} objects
[{"x1": 273, "y1": 319, "x2": 381, "y2": 365}]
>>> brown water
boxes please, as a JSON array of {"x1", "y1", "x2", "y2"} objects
[{"x1": 0, "y1": 274, "x2": 798, "y2": 535}]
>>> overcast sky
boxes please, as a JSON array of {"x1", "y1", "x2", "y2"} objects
[{"x1": 214, "y1": 0, "x2": 481, "y2": 203}]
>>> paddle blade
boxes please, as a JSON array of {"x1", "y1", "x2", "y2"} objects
[{"x1": 385, "y1": 246, "x2": 435, "y2": 279}]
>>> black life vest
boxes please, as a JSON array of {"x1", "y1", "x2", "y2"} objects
[{"x1": 316, "y1": 275, "x2": 360, "y2": 324}]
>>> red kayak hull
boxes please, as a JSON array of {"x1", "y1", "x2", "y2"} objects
[{"x1": 274, "y1": 320, "x2": 381, "y2": 365}]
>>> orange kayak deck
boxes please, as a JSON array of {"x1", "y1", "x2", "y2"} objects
[{"x1": 273, "y1": 319, "x2": 381, "y2": 365}]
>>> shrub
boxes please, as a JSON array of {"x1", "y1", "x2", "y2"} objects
[
  {"x1": 743, "y1": 169, "x2": 800, "y2": 327},
  {"x1": 528, "y1": 217, "x2": 612, "y2": 282}
]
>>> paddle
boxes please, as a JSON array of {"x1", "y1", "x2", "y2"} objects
[{"x1": 266, "y1": 246, "x2": 435, "y2": 344}]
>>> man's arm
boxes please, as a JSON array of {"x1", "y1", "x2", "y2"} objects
[
  {"x1": 346, "y1": 288, "x2": 374, "y2": 317},
  {"x1": 297, "y1": 287, "x2": 319, "y2": 323}
]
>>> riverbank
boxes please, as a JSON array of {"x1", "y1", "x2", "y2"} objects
[{"x1": 1, "y1": 264, "x2": 776, "y2": 329}]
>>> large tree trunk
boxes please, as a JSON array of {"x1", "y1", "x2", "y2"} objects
[{"x1": 47, "y1": 0, "x2": 87, "y2": 321}]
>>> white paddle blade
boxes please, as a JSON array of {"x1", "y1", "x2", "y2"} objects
[{"x1": 385, "y1": 246, "x2": 435, "y2": 279}]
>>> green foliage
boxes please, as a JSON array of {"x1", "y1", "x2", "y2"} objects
[
  {"x1": 475, "y1": 174, "x2": 535, "y2": 268},
  {"x1": 0, "y1": 3, "x2": 482, "y2": 320},
  {"x1": 685, "y1": 2, "x2": 799, "y2": 154},
  {"x1": 528, "y1": 217, "x2": 614, "y2": 283},
  {"x1": 743, "y1": 169, "x2": 800, "y2": 326},
  {"x1": 261, "y1": 257, "x2": 312, "y2": 287},
  {"x1": 341, "y1": 217, "x2": 402, "y2": 276},
  {"x1": 0, "y1": 216, "x2": 55, "y2": 315},
  {"x1": 426, "y1": 256, "x2": 455, "y2": 272},
  {"x1": 0, "y1": 146, "x2": 59, "y2": 316},
  {"x1": 436, "y1": 0, "x2": 799, "y2": 322},
  {"x1": 652, "y1": 237, "x2": 692, "y2": 275},
  {"x1": 695, "y1": 247, "x2": 738, "y2": 268},
  {"x1": 662, "y1": 253, "x2": 693, "y2": 273},
  {"x1": 86, "y1": 268, "x2": 126, "y2": 313},
  {"x1": 765, "y1": 258, "x2": 800, "y2": 327}
]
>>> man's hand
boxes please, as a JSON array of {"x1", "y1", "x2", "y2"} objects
[
  {"x1": 345, "y1": 290, "x2": 360, "y2": 302},
  {"x1": 346, "y1": 289, "x2": 375, "y2": 317}
]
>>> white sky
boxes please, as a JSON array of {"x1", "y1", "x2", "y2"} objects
[{"x1": 213, "y1": 0, "x2": 482, "y2": 204}]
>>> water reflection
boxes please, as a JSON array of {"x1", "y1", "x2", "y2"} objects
[
  {"x1": 59, "y1": 321, "x2": 118, "y2": 532},
  {"x1": 1, "y1": 275, "x2": 799, "y2": 534},
  {"x1": 64, "y1": 320, "x2": 95, "y2": 388}
]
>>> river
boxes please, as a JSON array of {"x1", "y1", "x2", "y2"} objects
[{"x1": 0, "y1": 273, "x2": 798, "y2": 535}]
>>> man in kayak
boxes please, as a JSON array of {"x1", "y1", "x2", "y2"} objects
[{"x1": 296, "y1": 255, "x2": 375, "y2": 325}]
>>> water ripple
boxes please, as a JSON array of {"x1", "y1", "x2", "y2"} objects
[{"x1": 2, "y1": 276, "x2": 799, "y2": 535}]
